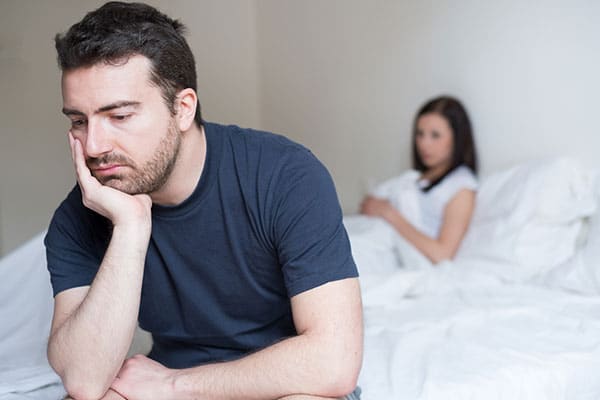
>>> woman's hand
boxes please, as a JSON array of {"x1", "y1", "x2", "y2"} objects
[{"x1": 360, "y1": 195, "x2": 394, "y2": 220}]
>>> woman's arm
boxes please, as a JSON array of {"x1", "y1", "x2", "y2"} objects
[{"x1": 360, "y1": 189, "x2": 476, "y2": 263}]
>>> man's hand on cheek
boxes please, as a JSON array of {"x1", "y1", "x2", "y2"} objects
[{"x1": 68, "y1": 132, "x2": 152, "y2": 228}]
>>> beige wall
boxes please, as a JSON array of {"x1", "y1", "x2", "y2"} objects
[
  {"x1": 1, "y1": 0, "x2": 599, "y2": 255},
  {"x1": 0, "y1": 0, "x2": 260, "y2": 255},
  {"x1": 1, "y1": 1, "x2": 82, "y2": 257}
]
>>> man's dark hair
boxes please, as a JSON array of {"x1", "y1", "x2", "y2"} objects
[
  {"x1": 55, "y1": 1, "x2": 203, "y2": 126},
  {"x1": 411, "y1": 95, "x2": 478, "y2": 191}
]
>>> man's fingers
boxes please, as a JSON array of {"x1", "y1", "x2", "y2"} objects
[
  {"x1": 68, "y1": 131, "x2": 75, "y2": 161},
  {"x1": 68, "y1": 132, "x2": 107, "y2": 214},
  {"x1": 68, "y1": 132, "x2": 83, "y2": 175},
  {"x1": 70, "y1": 133, "x2": 98, "y2": 191},
  {"x1": 71, "y1": 135, "x2": 88, "y2": 178}
]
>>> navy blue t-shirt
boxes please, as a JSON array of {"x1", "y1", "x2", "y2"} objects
[{"x1": 45, "y1": 123, "x2": 357, "y2": 368}]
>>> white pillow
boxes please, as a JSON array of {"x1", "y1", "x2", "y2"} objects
[
  {"x1": 456, "y1": 158, "x2": 597, "y2": 278},
  {"x1": 533, "y1": 172, "x2": 600, "y2": 295}
]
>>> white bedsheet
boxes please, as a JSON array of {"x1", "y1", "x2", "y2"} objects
[
  {"x1": 0, "y1": 382, "x2": 65, "y2": 400},
  {"x1": 0, "y1": 232, "x2": 65, "y2": 399},
  {"x1": 358, "y1": 261, "x2": 600, "y2": 399}
]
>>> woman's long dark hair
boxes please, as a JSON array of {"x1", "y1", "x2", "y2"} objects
[{"x1": 411, "y1": 96, "x2": 478, "y2": 191}]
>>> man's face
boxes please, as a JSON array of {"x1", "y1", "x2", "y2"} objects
[{"x1": 61, "y1": 55, "x2": 181, "y2": 195}]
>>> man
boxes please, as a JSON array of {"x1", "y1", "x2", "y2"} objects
[{"x1": 45, "y1": 2, "x2": 363, "y2": 400}]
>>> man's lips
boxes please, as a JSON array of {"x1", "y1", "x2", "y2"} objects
[{"x1": 91, "y1": 164, "x2": 124, "y2": 175}]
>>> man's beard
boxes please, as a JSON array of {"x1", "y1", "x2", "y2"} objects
[{"x1": 87, "y1": 120, "x2": 182, "y2": 195}]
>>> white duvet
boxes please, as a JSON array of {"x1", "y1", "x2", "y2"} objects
[{"x1": 356, "y1": 260, "x2": 600, "y2": 400}]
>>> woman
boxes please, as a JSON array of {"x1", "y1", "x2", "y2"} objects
[{"x1": 360, "y1": 95, "x2": 478, "y2": 264}]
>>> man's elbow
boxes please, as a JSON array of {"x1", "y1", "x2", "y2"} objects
[
  {"x1": 331, "y1": 368, "x2": 361, "y2": 397},
  {"x1": 61, "y1": 378, "x2": 111, "y2": 400},
  {"x1": 322, "y1": 357, "x2": 362, "y2": 397},
  {"x1": 48, "y1": 342, "x2": 114, "y2": 400},
  {"x1": 49, "y1": 357, "x2": 112, "y2": 400},
  {"x1": 319, "y1": 342, "x2": 363, "y2": 397}
]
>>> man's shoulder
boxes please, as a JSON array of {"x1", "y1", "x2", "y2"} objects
[
  {"x1": 206, "y1": 122, "x2": 309, "y2": 155},
  {"x1": 206, "y1": 122, "x2": 322, "y2": 175}
]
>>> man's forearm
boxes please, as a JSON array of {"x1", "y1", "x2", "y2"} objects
[
  {"x1": 171, "y1": 325, "x2": 359, "y2": 400},
  {"x1": 168, "y1": 279, "x2": 363, "y2": 400},
  {"x1": 48, "y1": 224, "x2": 149, "y2": 399}
]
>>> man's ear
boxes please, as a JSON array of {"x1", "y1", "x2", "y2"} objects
[{"x1": 175, "y1": 88, "x2": 198, "y2": 131}]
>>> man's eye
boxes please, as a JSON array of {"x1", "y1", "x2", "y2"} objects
[
  {"x1": 71, "y1": 119, "x2": 86, "y2": 128},
  {"x1": 112, "y1": 114, "x2": 131, "y2": 121}
]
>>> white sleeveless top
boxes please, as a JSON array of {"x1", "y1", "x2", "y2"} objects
[{"x1": 370, "y1": 165, "x2": 477, "y2": 238}]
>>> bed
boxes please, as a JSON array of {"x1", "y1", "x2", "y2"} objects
[
  {"x1": 349, "y1": 157, "x2": 600, "y2": 399},
  {"x1": 1, "y1": 157, "x2": 599, "y2": 399},
  {"x1": 0, "y1": 233, "x2": 65, "y2": 399}
]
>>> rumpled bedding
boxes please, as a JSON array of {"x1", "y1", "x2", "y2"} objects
[
  {"x1": 348, "y1": 158, "x2": 600, "y2": 400},
  {"x1": 357, "y1": 262, "x2": 600, "y2": 400}
]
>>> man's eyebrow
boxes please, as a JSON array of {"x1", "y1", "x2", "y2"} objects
[
  {"x1": 62, "y1": 101, "x2": 141, "y2": 116},
  {"x1": 62, "y1": 107, "x2": 84, "y2": 116},
  {"x1": 97, "y1": 101, "x2": 141, "y2": 113}
]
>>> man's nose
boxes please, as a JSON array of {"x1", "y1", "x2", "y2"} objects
[{"x1": 85, "y1": 119, "x2": 113, "y2": 158}]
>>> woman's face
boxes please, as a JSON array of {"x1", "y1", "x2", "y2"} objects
[{"x1": 415, "y1": 112, "x2": 454, "y2": 172}]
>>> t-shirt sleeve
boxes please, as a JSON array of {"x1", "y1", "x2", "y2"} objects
[
  {"x1": 271, "y1": 149, "x2": 358, "y2": 297},
  {"x1": 455, "y1": 167, "x2": 478, "y2": 192},
  {"x1": 44, "y1": 187, "x2": 108, "y2": 297},
  {"x1": 439, "y1": 167, "x2": 478, "y2": 206}
]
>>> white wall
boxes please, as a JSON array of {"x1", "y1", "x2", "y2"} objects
[
  {"x1": 255, "y1": 0, "x2": 600, "y2": 213},
  {"x1": 1, "y1": 0, "x2": 599, "y2": 255}
]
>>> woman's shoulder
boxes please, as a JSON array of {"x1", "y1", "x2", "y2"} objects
[
  {"x1": 443, "y1": 165, "x2": 478, "y2": 191},
  {"x1": 426, "y1": 166, "x2": 477, "y2": 206}
]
